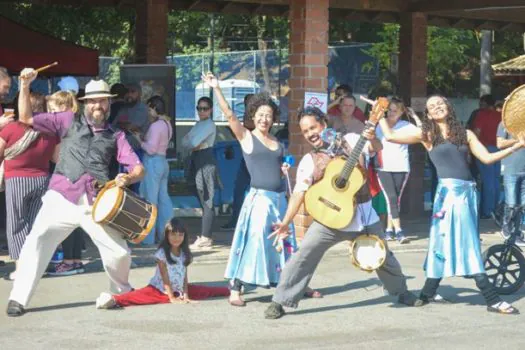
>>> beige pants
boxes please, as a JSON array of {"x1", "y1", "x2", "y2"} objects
[{"x1": 9, "y1": 190, "x2": 132, "y2": 306}]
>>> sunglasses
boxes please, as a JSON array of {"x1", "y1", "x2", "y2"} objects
[{"x1": 196, "y1": 106, "x2": 211, "y2": 112}]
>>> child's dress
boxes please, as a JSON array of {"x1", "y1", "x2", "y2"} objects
[{"x1": 113, "y1": 249, "x2": 229, "y2": 307}]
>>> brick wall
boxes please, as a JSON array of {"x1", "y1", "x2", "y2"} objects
[
  {"x1": 135, "y1": 0, "x2": 168, "y2": 64},
  {"x1": 399, "y1": 12, "x2": 428, "y2": 218},
  {"x1": 288, "y1": 0, "x2": 329, "y2": 240}
]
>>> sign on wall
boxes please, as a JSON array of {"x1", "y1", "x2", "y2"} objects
[{"x1": 304, "y1": 92, "x2": 328, "y2": 113}]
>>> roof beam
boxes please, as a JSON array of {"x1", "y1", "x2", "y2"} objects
[{"x1": 409, "y1": 0, "x2": 525, "y2": 13}]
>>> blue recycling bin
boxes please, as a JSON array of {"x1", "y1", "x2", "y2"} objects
[{"x1": 213, "y1": 140, "x2": 243, "y2": 206}]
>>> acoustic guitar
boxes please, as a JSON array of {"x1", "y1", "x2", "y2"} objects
[{"x1": 304, "y1": 97, "x2": 389, "y2": 229}]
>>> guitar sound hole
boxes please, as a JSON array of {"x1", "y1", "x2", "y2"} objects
[{"x1": 335, "y1": 178, "x2": 347, "y2": 189}]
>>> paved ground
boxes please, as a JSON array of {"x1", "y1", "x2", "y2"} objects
[{"x1": 0, "y1": 216, "x2": 524, "y2": 349}]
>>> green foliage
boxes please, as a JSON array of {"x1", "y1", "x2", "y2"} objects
[
  {"x1": 365, "y1": 24, "x2": 482, "y2": 96},
  {"x1": 1, "y1": 2, "x2": 522, "y2": 98},
  {"x1": 0, "y1": 3, "x2": 134, "y2": 59},
  {"x1": 427, "y1": 27, "x2": 477, "y2": 94}
]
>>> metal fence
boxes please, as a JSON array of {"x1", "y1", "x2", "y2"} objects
[
  {"x1": 6, "y1": 44, "x2": 379, "y2": 121},
  {"x1": 168, "y1": 43, "x2": 380, "y2": 121}
]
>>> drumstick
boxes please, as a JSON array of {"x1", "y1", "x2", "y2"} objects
[
  {"x1": 35, "y1": 61, "x2": 58, "y2": 73},
  {"x1": 359, "y1": 95, "x2": 375, "y2": 106}
]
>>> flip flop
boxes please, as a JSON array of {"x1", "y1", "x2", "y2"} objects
[{"x1": 487, "y1": 303, "x2": 520, "y2": 315}]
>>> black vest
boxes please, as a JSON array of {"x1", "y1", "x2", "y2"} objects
[{"x1": 55, "y1": 115, "x2": 118, "y2": 184}]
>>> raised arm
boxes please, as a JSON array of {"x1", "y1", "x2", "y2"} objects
[
  {"x1": 378, "y1": 117, "x2": 424, "y2": 145},
  {"x1": 201, "y1": 72, "x2": 247, "y2": 141},
  {"x1": 406, "y1": 107, "x2": 422, "y2": 127},
  {"x1": 468, "y1": 129, "x2": 524, "y2": 165},
  {"x1": 18, "y1": 68, "x2": 38, "y2": 126}
]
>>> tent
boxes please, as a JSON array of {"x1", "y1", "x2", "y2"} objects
[{"x1": 0, "y1": 15, "x2": 98, "y2": 76}]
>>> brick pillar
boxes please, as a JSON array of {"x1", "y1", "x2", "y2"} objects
[
  {"x1": 399, "y1": 12, "x2": 428, "y2": 218},
  {"x1": 135, "y1": 0, "x2": 168, "y2": 64},
  {"x1": 288, "y1": 0, "x2": 329, "y2": 240}
]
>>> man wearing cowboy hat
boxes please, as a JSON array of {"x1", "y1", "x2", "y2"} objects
[{"x1": 6, "y1": 68, "x2": 145, "y2": 317}]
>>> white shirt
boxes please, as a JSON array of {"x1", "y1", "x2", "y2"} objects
[
  {"x1": 182, "y1": 118, "x2": 216, "y2": 150},
  {"x1": 375, "y1": 120, "x2": 416, "y2": 172},
  {"x1": 294, "y1": 133, "x2": 379, "y2": 232},
  {"x1": 149, "y1": 249, "x2": 186, "y2": 294}
]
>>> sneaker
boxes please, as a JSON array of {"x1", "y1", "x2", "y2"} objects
[
  {"x1": 190, "y1": 236, "x2": 213, "y2": 250},
  {"x1": 47, "y1": 262, "x2": 82, "y2": 276},
  {"x1": 396, "y1": 231, "x2": 410, "y2": 244},
  {"x1": 384, "y1": 231, "x2": 395, "y2": 241},
  {"x1": 96, "y1": 292, "x2": 116, "y2": 309},
  {"x1": 6, "y1": 300, "x2": 25, "y2": 317},
  {"x1": 74, "y1": 262, "x2": 85, "y2": 274},
  {"x1": 264, "y1": 301, "x2": 285, "y2": 319}
]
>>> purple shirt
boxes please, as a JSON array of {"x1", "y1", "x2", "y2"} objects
[
  {"x1": 33, "y1": 111, "x2": 142, "y2": 204},
  {"x1": 141, "y1": 119, "x2": 172, "y2": 156}
]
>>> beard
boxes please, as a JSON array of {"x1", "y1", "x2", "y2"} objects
[{"x1": 84, "y1": 104, "x2": 110, "y2": 126}]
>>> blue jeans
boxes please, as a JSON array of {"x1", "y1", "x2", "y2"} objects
[
  {"x1": 139, "y1": 154, "x2": 173, "y2": 244},
  {"x1": 476, "y1": 145, "x2": 501, "y2": 217},
  {"x1": 503, "y1": 173, "x2": 525, "y2": 208}
]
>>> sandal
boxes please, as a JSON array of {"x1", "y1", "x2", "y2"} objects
[
  {"x1": 487, "y1": 302, "x2": 520, "y2": 315},
  {"x1": 304, "y1": 289, "x2": 323, "y2": 298}
]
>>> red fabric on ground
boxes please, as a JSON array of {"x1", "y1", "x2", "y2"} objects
[{"x1": 114, "y1": 284, "x2": 230, "y2": 307}]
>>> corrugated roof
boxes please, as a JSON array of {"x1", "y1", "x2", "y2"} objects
[{"x1": 493, "y1": 55, "x2": 525, "y2": 76}]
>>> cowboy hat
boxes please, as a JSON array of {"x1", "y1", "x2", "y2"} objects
[{"x1": 78, "y1": 79, "x2": 116, "y2": 100}]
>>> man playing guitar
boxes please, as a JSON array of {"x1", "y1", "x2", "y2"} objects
[{"x1": 264, "y1": 106, "x2": 417, "y2": 319}]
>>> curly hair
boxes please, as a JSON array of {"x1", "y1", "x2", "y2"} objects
[
  {"x1": 297, "y1": 106, "x2": 327, "y2": 124},
  {"x1": 246, "y1": 93, "x2": 279, "y2": 123},
  {"x1": 421, "y1": 95, "x2": 467, "y2": 147}
]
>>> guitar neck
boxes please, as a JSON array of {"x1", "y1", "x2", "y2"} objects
[{"x1": 340, "y1": 121, "x2": 376, "y2": 180}]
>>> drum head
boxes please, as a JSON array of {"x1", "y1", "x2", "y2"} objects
[
  {"x1": 502, "y1": 85, "x2": 525, "y2": 138},
  {"x1": 93, "y1": 186, "x2": 122, "y2": 223},
  {"x1": 351, "y1": 235, "x2": 386, "y2": 272}
]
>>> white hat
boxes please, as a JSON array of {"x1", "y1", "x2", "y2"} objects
[
  {"x1": 78, "y1": 79, "x2": 116, "y2": 100},
  {"x1": 57, "y1": 76, "x2": 79, "y2": 94}
]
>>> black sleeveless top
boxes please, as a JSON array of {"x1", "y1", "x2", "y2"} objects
[
  {"x1": 243, "y1": 135, "x2": 284, "y2": 192},
  {"x1": 428, "y1": 142, "x2": 472, "y2": 181}
]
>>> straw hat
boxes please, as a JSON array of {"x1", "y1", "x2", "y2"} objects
[{"x1": 78, "y1": 79, "x2": 116, "y2": 100}]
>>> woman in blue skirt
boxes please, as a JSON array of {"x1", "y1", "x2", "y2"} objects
[
  {"x1": 378, "y1": 95, "x2": 523, "y2": 315},
  {"x1": 202, "y1": 73, "x2": 319, "y2": 307}
]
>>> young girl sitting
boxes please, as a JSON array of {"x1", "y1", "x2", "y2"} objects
[{"x1": 96, "y1": 218, "x2": 230, "y2": 309}]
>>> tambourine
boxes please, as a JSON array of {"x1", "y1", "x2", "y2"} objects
[{"x1": 502, "y1": 85, "x2": 525, "y2": 138}]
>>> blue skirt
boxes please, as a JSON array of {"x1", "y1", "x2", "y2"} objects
[
  {"x1": 224, "y1": 188, "x2": 297, "y2": 288},
  {"x1": 424, "y1": 179, "x2": 485, "y2": 278}
]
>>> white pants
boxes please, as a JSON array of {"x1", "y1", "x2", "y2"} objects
[{"x1": 9, "y1": 190, "x2": 132, "y2": 306}]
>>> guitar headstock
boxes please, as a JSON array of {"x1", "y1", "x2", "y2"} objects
[{"x1": 368, "y1": 97, "x2": 389, "y2": 125}]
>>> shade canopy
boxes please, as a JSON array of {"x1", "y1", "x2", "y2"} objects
[{"x1": 0, "y1": 15, "x2": 99, "y2": 76}]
